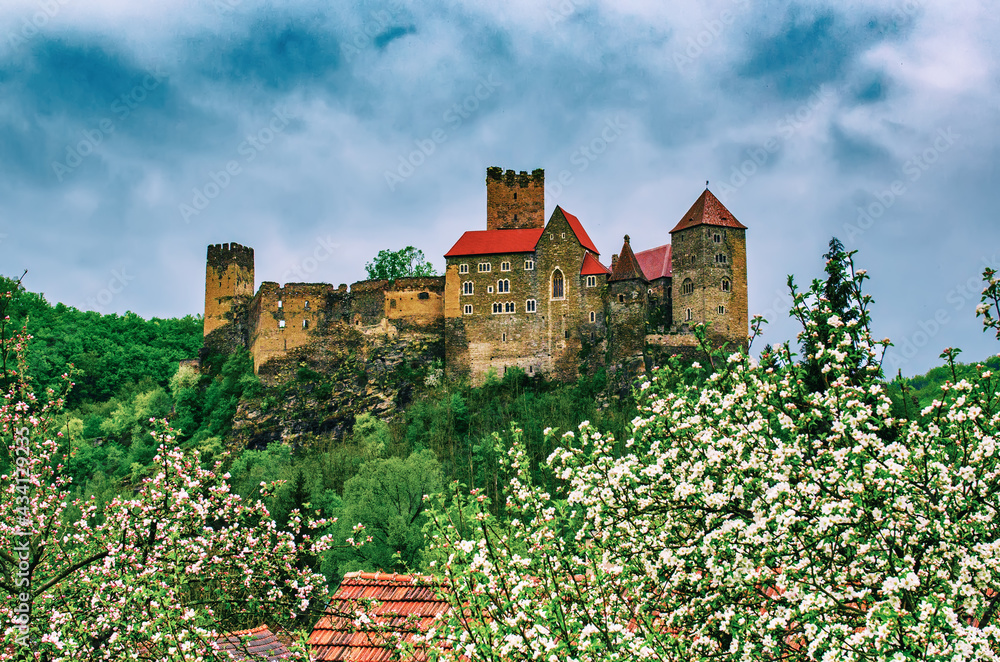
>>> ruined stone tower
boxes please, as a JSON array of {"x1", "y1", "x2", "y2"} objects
[
  {"x1": 669, "y1": 189, "x2": 748, "y2": 347},
  {"x1": 204, "y1": 242, "x2": 255, "y2": 337},
  {"x1": 485, "y1": 167, "x2": 545, "y2": 230}
]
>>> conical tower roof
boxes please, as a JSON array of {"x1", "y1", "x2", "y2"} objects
[
  {"x1": 608, "y1": 235, "x2": 647, "y2": 283},
  {"x1": 670, "y1": 188, "x2": 747, "y2": 234}
]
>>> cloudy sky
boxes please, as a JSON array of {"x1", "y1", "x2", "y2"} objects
[{"x1": 0, "y1": 0, "x2": 997, "y2": 375}]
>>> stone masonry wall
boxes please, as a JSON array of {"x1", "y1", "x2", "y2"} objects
[
  {"x1": 486, "y1": 167, "x2": 545, "y2": 231},
  {"x1": 204, "y1": 243, "x2": 254, "y2": 337}
]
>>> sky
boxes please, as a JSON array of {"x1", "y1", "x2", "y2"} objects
[{"x1": 0, "y1": 0, "x2": 997, "y2": 376}]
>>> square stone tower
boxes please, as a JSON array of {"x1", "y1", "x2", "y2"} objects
[
  {"x1": 204, "y1": 242, "x2": 255, "y2": 337},
  {"x1": 486, "y1": 167, "x2": 545, "y2": 230}
]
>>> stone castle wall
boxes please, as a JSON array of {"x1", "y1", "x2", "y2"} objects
[
  {"x1": 486, "y1": 167, "x2": 545, "y2": 231},
  {"x1": 204, "y1": 243, "x2": 254, "y2": 337}
]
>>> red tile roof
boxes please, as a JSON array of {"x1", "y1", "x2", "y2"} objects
[
  {"x1": 580, "y1": 251, "x2": 610, "y2": 276},
  {"x1": 608, "y1": 235, "x2": 647, "y2": 283},
  {"x1": 214, "y1": 625, "x2": 291, "y2": 660},
  {"x1": 444, "y1": 228, "x2": 544, "y2": 258},
  {"x1": 308, "y1": 572, "x2": 451, "y2": 662},
  {"x1": 669, "y1": 189, "x2": 747, "y2": 233},
  {"x1": 634, "y1": 244, "x2": 672, "y2": 280},
  {"x1": 557, "y1": 207, "x2": 600, "y2": 254}
]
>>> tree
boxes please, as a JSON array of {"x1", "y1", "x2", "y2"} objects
[
  {"x1": 364, "y1": 247, "x2": 437, "y2": 281},
  {"x1": 0, "y1": 331, "x2": 350, "y2": 661},
  {"x1": 425, "y1": 254, "x2": 1000, "y2": 662}
]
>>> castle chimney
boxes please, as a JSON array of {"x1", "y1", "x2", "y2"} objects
[
  {"x1": 612, "y1": 254, "x2": 619, "y2": 267},
  {"x1": 486, "y1": 167, "x2": 545, "y2": 230}
]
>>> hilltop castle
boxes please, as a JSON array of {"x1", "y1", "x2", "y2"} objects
[{"x1": 202, "y1": 167, "x2": 748, "y2": 384}]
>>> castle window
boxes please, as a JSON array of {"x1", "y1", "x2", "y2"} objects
[
  {"x1": 277, "y1": 300, "x2": 282, "y2": 308},
  {"x1": 686, "y1": 309, "x2": 693, "y2": 321},
  {"x1": 526, "y1": 299, "x2": 536, "y2": 313},
  {"x1": 462, "y1": 281, "x2": 474, "y2": 295},
  {"x1": 565, "y1": 329, "x2": 570, "y2": 339},
  {"x1": 478, "y1": 263, "x2": 491, "y2": 273},
  {"x1": 418, "y1": 292, "x2": 430, "y2": 300},
  {"x1": 718, "y1": 305, "x2": 726, "y2": 314},
  {"x1": 715, "y1": 253, "x2": 728, "y2": 264},
  {"x1": 513, "y1": 214, "x2": 518, "y2": 222},
  {"x1": 721, "y1": 279, "x2": 731, "y2": 292},
  {"x1": 504, "y1": 302, "x2": 515, "y2": 313},
  {"x1": 618, "y1": 294, "x2": 624, "y2": 303},
  {"x1": 682, "y1": 279, "x2": 694, "y2": 295},
  {"x1": 690, "y1": 255, "x2": 696, "y2": 265},
  {"x1": 513, "y1": 191, "x2": 517, "y2": 200},
  {"x1": 464, "y1": 304, "x2": 473, "y2": 315},
  {"x1": 278, "y1": 319, "x2": 286, "y2": 329},
  {"x1": 524, "y1": 260, "x2": 535, "y2": 271},
  {"x1": 493, "y1": 302, "x2": 502, "y2": 314},
  {"x1": 502, "y1": 332, "x2": 507, "y2": 342},
  {"x1": 561, "y1": 233, "x2": 565, "y2": 239},
  {"x1": 714, "y1": 233, "x2": 722, "y2": 243},
  {"x1": 488, "y1": 286, "x2": 494, "y2": 294},
  {"x1": 302, "y1": 319, "x2": 309, "y2": 329},
  {"x1": 591, "y1": 331, "x2": 596, "y2": 341},
  {"x1": 501, "y1": 262, "x2": 511, "y2": 272},
  {"x1": 304, "y1": 300, "x2": 310, "y2": 310},
  {"x1": 459, "y1": 264, "x2": 469, "y2": 274},
  {"x1": 586, "y1": 275, "x2": 597, "y2": 287},
  {"x1": 551, "y1": 269, "x2": 565, "y2": 299},
  {"x1": 589, "y1": 311, "x2": 596, "y2": 323},
  {"x1": 667, "y1": 287, "x2": 672, "y2": 299},
  {"x1": 497, "y1": 279, "x2": 510, "y2": 293}
]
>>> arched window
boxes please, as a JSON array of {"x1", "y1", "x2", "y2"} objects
[
  {"x1": 682, "y1": 278, "x2": 694, "y2": 295},
  {"x1": 721, "y1": 279, "x2": 731, "y2": 292},
  {"x1": 552, "y1": 269, "x2": 564, "y2": 299}
]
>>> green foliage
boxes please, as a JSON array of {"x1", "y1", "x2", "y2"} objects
[{"x1": 364, "y1": 246, "x2": 437, "y2": 281}]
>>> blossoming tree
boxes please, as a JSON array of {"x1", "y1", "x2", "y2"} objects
[
  {"x1": 426, "y1": 249, "x2": 1000, "y2": 662},
  {"x1": 0, "y1": 329, "x2": 340, "y2": 661}
]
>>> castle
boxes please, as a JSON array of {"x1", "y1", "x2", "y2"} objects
[{"x1": 202, "y1": 167, "x2": 748, "y2": 384}]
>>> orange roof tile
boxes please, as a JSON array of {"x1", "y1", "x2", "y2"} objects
[
  {"x1": 444, "y1": 228, "x2": 544, "y2": 258},
  {"x1": 580, "y1": 252, "x2": 610, "y2": 276},
  {"x1": 669, "y1": 189, "x2": 747, "y2": 233},
  {"x1": 608, "y1": 236, "x2": 647, "y2": 283},
  {"x1": 557, "y1": 207, "x2": 600, "y2": 254},
  {"x1": 214, "y1": 625, "x2": 291, "y2": 660},
  {"x1": 308, "y1": 572, "x2": 451, "y2": 662},
  {"x1": 634, "y1": 244, "x2": 672, "y2": 280}
]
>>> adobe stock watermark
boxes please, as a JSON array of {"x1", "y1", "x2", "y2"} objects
[
  {"x1": 672, "y1": 0, "x2": 750, "y2": 73},
  {"x1": 179, "y1": 107, "x2": 295, "y2": 223},
  {"x1": 715, "y1": 84, "x2": 837, "y2": 202},
  {"x1": 842, "y1": 126, "x2": 959, "y2": 244},
  {"x1": 885, "y1": 252, "x2": 999, "y2": 372},
  {"x1": 11, "y1": 425, "x2": 32, "y2": 648},
  {"x1": 83, "y1": 268, "x2": 135, "y2": 311},
  {"x1": 5, "y1": 0, "x2": 71, "y2": 50},
  {"x1": 281, "y1": 235, "x2": 340, "y2": 283},
  {"x1": 383, "y1": 74, "x2": 501, "y2": 191},
  {"x1": 51, "y1": 66, "x2": 168, "y2": 182},
  {"x1": 545, "y1": 0, "x2": 584, "y2": 27},
  {"x1": 546, "y1": 116, "x2": 628, "y2": 199}
]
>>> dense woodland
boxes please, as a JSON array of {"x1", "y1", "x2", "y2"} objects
[{"x1": 0, "y1": 260, "x2": 996, "y2": 588}]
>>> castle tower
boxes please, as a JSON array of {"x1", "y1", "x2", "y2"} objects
[
  {"x1": 486, "y1": 167, "x2": 545, "y2": 230},
  {"x1": 606, "y1": 235, "x2": 649, "y2": 366},
  {"x1": 204, "y1": 242, "x2": 255, "y2": 337},
  {"x1": 669, "y1": 189, "x2": 748, "y2": 346}
]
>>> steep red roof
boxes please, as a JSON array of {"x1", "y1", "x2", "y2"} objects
[
  {"x1": 214, "y1": 625, "x2": 291, "y2": 660},
  {"x1": 444, "y1": 228, "x2": 544, "y2": 257},
  {"x1": 608, "y1": 236, "x2": 647, "y2": 283},
  {"x1": 580, "y1": 252, "x2": 610, "y2": 276},
  {"x1": 557, "y1": 207, "x2": 600, "y2": 254},
  {"x1": 635, "y1": 244, "x2": 672, "y2": 280},
  {"x1": 308, "y1": 572, "x2": 451, "y2": 662},
  {"x1": 669, "y1": 189, "x2": 747, "y2": 233}
]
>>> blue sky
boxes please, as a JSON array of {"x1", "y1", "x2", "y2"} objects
[{"x1": 0, "y1": 0, "x2": 997, "y2": 375}]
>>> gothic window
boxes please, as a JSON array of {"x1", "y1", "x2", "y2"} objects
[
  {"x1": 493, "y1": 302, "x2": 503, "y2": 314},
  {"x1": 552, "y1": 269, "x2": 565, "y2": 299},
  {"x1": 721, "y1": 279, "x2": 731, "y2": 292},
  {"x1": 589, "y1": 311, "x2": 596, "y2": 323},
  {"x1": 714, "y1": 233, "x2": 722, "y2": 243},
  {"x1": 586, "y1": 275, "x2": 597, "y2": 287},
  {"x1": 501, "y1": 262, "x2": 511, "y2": 271},
  {"x1": 497, "y1": 279, "x2": 510, "y2": 293},
  {"x1": 459, "y1": 264, "x2": 469, "y2": 274},
  {"x1": 686, "y1": 309, "x2": 693, "y2": 321},
  {"x1": 478, "y1": 263, "x2": 491, "y2": 272},
  {"x1": 716, "y1": 253, "x2": 728, "y2": 264},
  {"x1": 682, "y1": 278, "x2": 694, "y2": 295},
  {"x1": 504, "y1": 302, "x2": 515, "y2": 313},
  {"x1": 524, "y1": 260, "x2": 535, "y2": 270},
  {"x1": 462, "y1": 281, "x2": 474, "y2": 295},
  {"x1": 526, "y1": 299, "x2": 537, "y2": 313},
  {"x1": 463, "y1": 304, "x2": 473, "y2": 315}
]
